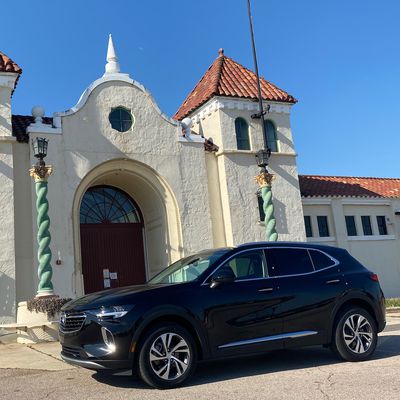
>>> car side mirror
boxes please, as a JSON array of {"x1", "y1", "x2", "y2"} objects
[{"x1": 210, "y1": 266, "x2": 235, "y2": 288}]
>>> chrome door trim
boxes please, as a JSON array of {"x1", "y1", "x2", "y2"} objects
[
  {"x1": 218, "y1": 330, "x2": 318, "y2": 349},
  {"x1": 326, "y1": 279, "x2": 341, "y2": 284}
]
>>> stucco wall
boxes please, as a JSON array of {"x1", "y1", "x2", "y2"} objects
[
  {"x1": 24, "y1": 78, "x2": 214, "y2": 299},
  {"x1": 191, "y1": 99, "x2": 305, "y2": 244},
  {"x1": 13, "y1": 143, "x2": 35, "y2": 302},
  {"x1": 0, "y1": 140, "x2": 16, "y2": 323}
]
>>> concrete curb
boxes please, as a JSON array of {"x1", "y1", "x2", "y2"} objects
[
  {"x1": 0, "y1": 332, "x2": 75, "y2": 371},
  {"x1": 386, "y1": 307, "x2": 400, "y2": 314}
]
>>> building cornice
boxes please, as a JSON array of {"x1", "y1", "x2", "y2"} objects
[
  {"x1": 189, "y1": 97, "x2": 293, "y2": 124},
  {"x1": 216, "y1": 149, "x2": 297, "y2": 157},
  {"x1": 0, "y1": 73, "x2": 18, "y2": 90},
  {"x1": 302, "y1": 197, "x2": 394, "y2": 205}
]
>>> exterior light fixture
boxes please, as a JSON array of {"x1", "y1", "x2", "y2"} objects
[
  {"x1": 255, "y1": 148, "x2": 270, "y2": 172},
  {"x1": 32, "y1": 137, "x2": 49, "y2": 166}
]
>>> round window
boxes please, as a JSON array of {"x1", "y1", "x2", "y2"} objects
[{"x1": 109, "y1": 107, "x2": 133, "y2": 132}]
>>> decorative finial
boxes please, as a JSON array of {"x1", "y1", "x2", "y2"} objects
[
  {"x1": 218, "y1": 48, "x2": 224, "y2": 57},
  {"x1": 31, "y1": 105, "x2": 45, "y2": 125},
  {"x1": 104, "y1": 34, "x2": 120, "y2": 75}
]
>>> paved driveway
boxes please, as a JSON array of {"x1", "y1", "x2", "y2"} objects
[{"x1": 0, "y1": 317, "x2": 399, "y2": 400}]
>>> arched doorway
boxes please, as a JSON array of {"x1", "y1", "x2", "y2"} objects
[{"x1": 80, "y1": 185, "x2": 146, "y2": 293}]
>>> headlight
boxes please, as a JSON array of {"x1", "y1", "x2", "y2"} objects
[{"x1": 87, "y1": 305, "x2": 134, "y2": 320}]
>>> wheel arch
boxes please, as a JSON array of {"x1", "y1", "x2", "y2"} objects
[
  {"x1": 129, "y1": 310, "x2": 210, "y2": 362},
  {"x1": 328, "y1": 295, "x2": 379, "y2": 343}
]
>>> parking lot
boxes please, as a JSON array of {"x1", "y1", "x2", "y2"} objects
[{"x1": 0, "y1": 316, "x2": 399, "y2": 400}]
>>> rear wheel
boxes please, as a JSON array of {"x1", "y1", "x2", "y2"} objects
[
  {"x1": 136, "y1": 323, "x2": 197, "y2": 389},
  {"x1": 332, "y1": 307, "x2": 377, "y2": 361}
]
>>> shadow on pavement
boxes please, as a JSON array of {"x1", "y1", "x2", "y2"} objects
[{"x1": 92, "y1": 334, "x2": 400, "y2": 389}]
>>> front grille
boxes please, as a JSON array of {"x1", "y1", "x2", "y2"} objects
[{"x1": 60, "y1": 313, "x2": 86, "y2": 333}]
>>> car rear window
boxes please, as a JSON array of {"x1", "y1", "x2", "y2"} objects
[
  {"x1": 265, "y1": 248, "x2": 314, "y2": 277},
  {"x1": 309, "y1": 250, "x2": 336, "y2": 270}
]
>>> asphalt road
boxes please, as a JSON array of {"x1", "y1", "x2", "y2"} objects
[{"x1": 1, "y1": 320, "x2": 399, "y2": 400}]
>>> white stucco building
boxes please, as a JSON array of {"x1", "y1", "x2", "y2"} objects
[{"x1": 0, "y1": 37, "x2": 399, "y2": 323}]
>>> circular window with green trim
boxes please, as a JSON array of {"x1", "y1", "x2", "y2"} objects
[{"x1": 109, "y1": 107, "x2": 134, "y2": 132}]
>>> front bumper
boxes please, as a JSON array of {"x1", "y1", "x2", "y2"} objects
[
  {"x1": 59, "y1": 311, "x2": 135, "y2": 370},
  {"x1": 60, "y1": 352, "x2": 131, "y2": 370}
]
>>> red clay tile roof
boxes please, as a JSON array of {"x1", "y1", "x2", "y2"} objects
[
  {"x1": 12, "y1": 115, "x2": 53, "y2": 143},
  {"x1": 0, "y1": 51, "x2": 22, "y2": 74},
  {"x1": 0, "y1": 51, "x2": 22, "y2": 94},
  {"x1": 299, "y1": 175, "x2": 400, "y2": 198},
  {"x1": 173, "y1": 49, "x2": 297, "y2": 120}
]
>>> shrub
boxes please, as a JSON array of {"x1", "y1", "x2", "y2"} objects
[
  {"x1": 27, "y1": 296, "x2": 72, "y2": 318},
  {"x1": 386, "y1": 298, "x2": 400, "y2": 308}
]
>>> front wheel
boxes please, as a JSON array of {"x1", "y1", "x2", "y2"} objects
[
  {"x1": 136, "y1": 323, "x2": 197, "y2": 389},
  {"x1": 331, "y1": 307, "x2": 378, "y2": 361}
]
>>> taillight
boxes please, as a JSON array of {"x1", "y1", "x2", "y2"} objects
[{"x1": 369, "y1": 273, "x2": 379, "y2": 282}]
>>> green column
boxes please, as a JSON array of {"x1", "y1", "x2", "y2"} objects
[
  {"x1": 30, "y1": 165, "x2": 54, "y2": 296},
  {"x1": 256, "y1": 172, "x2": 278, "y2": 241}
]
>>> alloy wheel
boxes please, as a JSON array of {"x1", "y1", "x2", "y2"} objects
[
  {"x1": 342, "y1": 313, "x2": 373, "y2": 354},
  {"x1": 149, "y1": 332, "x2": 191, "y2": 381}
]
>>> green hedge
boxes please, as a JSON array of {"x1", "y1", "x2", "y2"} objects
[{"x1": 386, "y1": 298, "x2": 400, "y2": 308}]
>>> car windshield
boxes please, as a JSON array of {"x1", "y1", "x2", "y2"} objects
[{"x1": 148, "y1": 249, "x2": 231, "y2": 285}]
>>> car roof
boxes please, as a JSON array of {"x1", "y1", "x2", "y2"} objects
[{"x1": 235, "y1": 241, "x2": 342, "y2": 253}]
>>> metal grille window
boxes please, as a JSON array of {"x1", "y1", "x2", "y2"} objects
[
  {"x1": 109, "y1": 107, "x2": 133, "y2": 132},
  {"x1": 376, "y1": 216, "x2": 388, "y2": 235},
  {"x1": 317, "y1": 216, "x2": 330, "y2": 237},
  {"x1": 264, "y1": 120, "x2": 278, "y2": 152},
  {"x1": 235, "y1": 117, "x2": 250, "y2": 150},
  {"x1": 80, "y1": 186, "x2": 141, "y2": 224},
  {"x1": 361, "y1": 216, "x2": 373, "y2": 235},
  {"x1": 345, "y1": 216, "x2": 357, "y2": 236},
  {"x1": 304, "y1": 216, "x2": 313, "y2": 237}
]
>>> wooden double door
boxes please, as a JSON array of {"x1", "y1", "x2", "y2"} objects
[{"x1": 80, "y1": 186, "x2": 146, "y2": 294}]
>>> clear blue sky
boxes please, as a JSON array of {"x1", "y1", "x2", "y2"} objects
[{"x1": 2, "y1": 0, "x2": 399, "y2": 177}]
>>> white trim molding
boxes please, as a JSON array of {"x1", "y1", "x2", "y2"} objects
[
  {"x1": 0, "y1": 72, "x2": 19, "y2": 90},
  {"x1": 306, "y1": 237, "x2": 336, "y2": 243},
  {"x1": 347, "y1": 235, "x2": 396, "y2": 241},
  {"x1": 216, "y1": 149, "x2": 296, "y2": 157},
  {"x1": 341, "y1": 198, "x2": 392, "y2": 206},
  {"x1": 189, "y1": 97, "x2": 293, "y2": 123},
  {"x1": 302, "y1": 198, "x2": 332, "y2": 205}
]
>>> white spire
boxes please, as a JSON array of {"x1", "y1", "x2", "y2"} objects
[{"x1": 104, "y1": 34, "x2": 120, "y2": 75}]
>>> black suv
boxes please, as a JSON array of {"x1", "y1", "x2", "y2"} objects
[{"x1": 60, "y1": 242, "x2": 386, "y2": 389}]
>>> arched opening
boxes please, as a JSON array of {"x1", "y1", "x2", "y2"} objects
[
  {"x1": 72, "y1": 159, "x2": 183, "y2": 297},
  {"x1": 264, "y1": 120, "x2": 278, "y2": 152},
  {"x1": 80, "y1": 185, "x2": 146, "y2": 293},
  {"x1": 235, "y1": 117, "x2": 251, "y2": 150}
]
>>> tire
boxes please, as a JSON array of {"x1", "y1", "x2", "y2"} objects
[
  {"x1": 331, "y1": 307, "x2": 378, "y2": 362},
  {"x1": 136, "y1": 323, "x2": 197, "y2": 389}
]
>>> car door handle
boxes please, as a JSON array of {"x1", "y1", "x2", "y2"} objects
[
  {"x1": 258, "y1": 287, "x2": 274, "y2": 292},
  {"x1": 325, "y1": 279, "x2": 341, "y2": 284}
]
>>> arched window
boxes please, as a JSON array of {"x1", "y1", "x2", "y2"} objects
[
  {"x1": 264, "y1": 120, "x2": 278, "y2": 152},
  {"x1": 80, "y1": 186, "x2": 141, "y2": 224},
  {"x1": 235, "y1": 117, "x2": 250, "y2": 150}
]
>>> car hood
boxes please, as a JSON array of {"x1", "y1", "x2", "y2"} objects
[{"x1": 62, "y1": 284, "x2": 164, "y2": 311}]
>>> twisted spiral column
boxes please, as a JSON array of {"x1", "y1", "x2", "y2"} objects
[
  {"x1": 255, "y1": 172, "x2": 278, "y2": 242},
  {"x1": 30, "y1": 165, "x2": 54, "y2": 296}
]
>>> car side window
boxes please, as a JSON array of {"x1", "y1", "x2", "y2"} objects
[
  {"x1": 264, "y1": 248, "x2": 314, "y2": 277},
  {"x1": 309, "y1": 250, "x2": 336, "y2": 270},
  {"x1": 222, "y1": 251, "x2": 266, "y2": 281}
]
